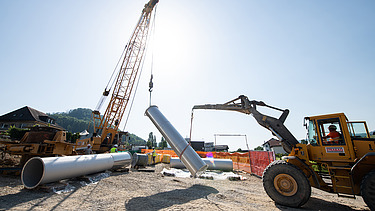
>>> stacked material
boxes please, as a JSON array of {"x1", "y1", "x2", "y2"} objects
[{"x1": 162, "y1": 154, "x2": 171, "y2": 163}]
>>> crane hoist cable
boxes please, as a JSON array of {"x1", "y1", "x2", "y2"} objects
[
  {"x1": 148, "y1": 3, "x2": 157, "y2": 107},
  {"x1": 149, "y1": 74, "x2": 153, "y2": 106},
  {"x1": 107, "y1": 44, "x2": 128, "y2": 92},
  {"x1": 94, "y1": 2, "x2": 149, "y2": 113},
  {"x1": 94, "y1": 44, "x2": 127, "y2": 111},
  {"x1": 91, "y1": 42, "x2": 128, "y2": 132},
  {"x1": 122, "y1": 4, "x2": 158, "y2": 132}
]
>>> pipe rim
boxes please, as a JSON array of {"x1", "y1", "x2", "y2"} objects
[
  {"x1": 21, "y1": 157, "x2": 45, "y2": 189},
  {"x1": 131, "y1": 153, "x2": 139, "y2": 168},
  {"x1": 194, "y1": 164, "x2": 209, "y2": 177}
]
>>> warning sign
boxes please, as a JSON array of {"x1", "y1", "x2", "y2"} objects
[{"x1": 326, "y1": 147, "x2": 345, "y2": 153}]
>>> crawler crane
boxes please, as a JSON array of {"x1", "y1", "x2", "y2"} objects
[
  {"x1": 77, "y1": 0, "x2": 159, "y2": 153},
  {"x1": 193, "y1": 95, "x2": 375, "y2": 209}
]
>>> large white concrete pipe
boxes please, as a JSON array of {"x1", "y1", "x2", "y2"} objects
[
  {"x1": 21, "y1": 152, "x2": 132, "y2": 189},
  {"x1": 145, "y1": 106, "x2": 208, "y2": 177},
  {"x1": 170, "y1": 157, "x2": 234, "y2": 171}
]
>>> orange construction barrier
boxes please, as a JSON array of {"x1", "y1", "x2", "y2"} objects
[{"x1": 142, "y1": 149, "x2": 179, "y2": 157}]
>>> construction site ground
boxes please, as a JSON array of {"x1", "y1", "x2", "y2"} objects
[{"x1": 0, "y1": 163, "x2": 370, "y2": 211}]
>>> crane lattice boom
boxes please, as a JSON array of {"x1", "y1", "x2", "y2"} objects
[{"x1": 93, "y1": 0, "x2": 159, "y2": 145}]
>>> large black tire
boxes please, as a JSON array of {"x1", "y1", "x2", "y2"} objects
[
  {"x1": 263, "y1": 160, "x2": 311, "y2": 207},
  {"x1": 361, "y1": 170, "x2": 375, "y2": 211}
]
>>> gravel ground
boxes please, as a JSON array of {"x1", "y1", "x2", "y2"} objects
[{"x1": 0, "y1": 164, "x2": 370, "y2": 211}]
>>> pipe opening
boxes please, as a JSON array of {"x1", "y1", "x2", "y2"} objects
[
  {"x1": 21, "y1": 158, "x2": 44, "y2": 189},
  {"x1": 196, "y1": 164, "x2": 209, "y2": 177},
  {"x1": 131, "y1": 153, "x2": 148, "y2": 168}
]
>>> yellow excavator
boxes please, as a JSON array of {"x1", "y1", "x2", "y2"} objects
[{"x1": 193, "y1": 95, "x2": 375, "y2": 210}]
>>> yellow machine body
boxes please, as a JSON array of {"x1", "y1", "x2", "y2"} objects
[{"x1": 287, "y1": 113, "x2": 374, "y2": 196}]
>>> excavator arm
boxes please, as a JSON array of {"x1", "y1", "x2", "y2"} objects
[{"x1": 193, "y1": 95, "x2": 299, "y2": 153}]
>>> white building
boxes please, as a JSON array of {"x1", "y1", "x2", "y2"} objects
[{"x1": 263, "y1": 138, "x2": 287, "y2": 154}]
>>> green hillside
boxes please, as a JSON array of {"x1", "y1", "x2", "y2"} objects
[{"x1": 48, "y1": 108, "x2": 146, "y2": 145}]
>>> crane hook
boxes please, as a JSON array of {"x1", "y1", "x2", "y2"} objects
[
  {"x1": 149, "y1": 74, "x2": 153, "y2": 106},
  {"x1": 149, "y1": 74, "x2": 153, "y2": 92}
]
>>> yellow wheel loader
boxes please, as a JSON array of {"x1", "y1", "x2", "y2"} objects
[
  {"x1": 193, "y1": 95, "x2": 375, "y2": 209},
  {"x1": 0, "y1": 126, "x2": 75, "y2": 166}
]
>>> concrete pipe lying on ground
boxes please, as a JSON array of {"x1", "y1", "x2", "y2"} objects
[
  {"x1": 145, "y1": 106, "x2": 208, "y2": 177},
  {"x1": 21, "y1": 152, "x2": 132, "y2": 189},
  {"x1": 131, "y1": 153, "x2": 149, "y2": 167},
  {"x1": 170, "y1": 157, "x2": 234, "y2": 171}
]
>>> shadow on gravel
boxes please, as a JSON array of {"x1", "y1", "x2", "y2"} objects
[
  {"x1": 0, "y1": 175, "x2": 22, "y2": 188},
  {"x1": 0, "y1": 188, "x2": 56, "y2": 210},
  {"x1": 125, "y1": 184, "x2": 219, "y2": 210},
  {"x1": 0, "y1": 170, "x2": 121, "y2": 210},
  {"x1": 276, "y1": 197, "x2": 366, "y2": 211}
]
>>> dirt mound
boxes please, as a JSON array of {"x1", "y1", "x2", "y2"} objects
[{"x1": 0, "y1": 153, "x2": 21, "y2": 167}]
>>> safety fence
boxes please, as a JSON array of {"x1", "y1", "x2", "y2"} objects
[{"x1": 141, "y1": 149, "x2": 275, "y2": 177}]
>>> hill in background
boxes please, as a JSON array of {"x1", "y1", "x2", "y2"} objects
[{"x1": 48, "y1": 108, "x2": 146, "y2": 145}]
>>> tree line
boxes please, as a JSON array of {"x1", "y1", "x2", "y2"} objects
[
  {"x1": 48, "y1": 108, "x2": 146, "y2": 145},
  {"x1": 48, "y1": 108, "x2": 94, "y2": 133},
  {"x1": 147, "y1": 132, "x2": 167, "y2": 149}
]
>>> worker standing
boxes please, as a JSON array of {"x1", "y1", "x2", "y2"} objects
[
  {"x1": 152, "y1": 147, "x2": 157, "y2": 164},
  {"x1": 85, "y1": 144, "x2": 93, "y2": 155},
  {"x1": 111, "y1": 144, "x2": 118, "y2": 153}
]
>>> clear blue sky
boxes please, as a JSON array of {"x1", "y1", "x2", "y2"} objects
[{"x1": 1, "y1": 0, "x2": 374, "y2": 151}]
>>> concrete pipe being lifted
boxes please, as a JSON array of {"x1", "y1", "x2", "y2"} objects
[
  {"x1": 170, "y1": 157, "x2": 234, "y2": 172},
  {"x1": 145, "y1": 106, "x2": 208, "y2": 177},
  {"x1": 21, "y1": 152, "x2": 132, "y2": 189}
]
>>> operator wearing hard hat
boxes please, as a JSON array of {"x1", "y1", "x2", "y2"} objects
[
  {"x1": 111, "y1": 144, "x2": 118, "y2": 153},
  {"x1": 322, "y1": 125, "x2": 341, "y2": 144}
]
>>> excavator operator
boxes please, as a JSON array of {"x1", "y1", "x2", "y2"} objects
[{"x1": 322, "y1": 125, "x2": 341, "y2": 144}]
